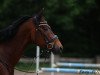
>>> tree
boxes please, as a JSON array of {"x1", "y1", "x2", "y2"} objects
[{"x1": 0, "y1": 0, "x2": 100, "y2": 57}]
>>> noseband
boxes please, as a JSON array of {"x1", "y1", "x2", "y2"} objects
[
  {"x1": 37, "y1": 22, "x2": 58, "y2": 49},
  {"x1": 46, "y1": 35, "x2": 58, "y2": 49},
  {"x1": 33, "y1": 16, "x2": 58, "y2": 49}
]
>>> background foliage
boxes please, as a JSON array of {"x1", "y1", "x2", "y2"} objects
[{"x1": 0, "y1": 0, "x2": 100, "y2": 57}]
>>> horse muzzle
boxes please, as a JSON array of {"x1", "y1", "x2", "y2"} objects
[
  {"x1": 52, "y1": 45, "x2": 63, "y2": 54},
  {"x1": 46, "y1": 35, "x2": 63, "y2": 54}
]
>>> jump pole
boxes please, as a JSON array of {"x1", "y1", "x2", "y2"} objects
[
  {"x1": 41, "y1": 68, "x2": 100, "y2": 74},
  {"x1": 51, "y1": 52, "x2": 55, "y2": 75},
  {"x1": 36, "y1": 46, "x2": 40, "y2": 74},
  {"x1": 56, "y1": 62, "x2": 100, "y2": 68}
]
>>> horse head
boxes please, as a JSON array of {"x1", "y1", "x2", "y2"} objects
[{"x1": 31, "y1": 8, "x2": 63, "y2": 54}]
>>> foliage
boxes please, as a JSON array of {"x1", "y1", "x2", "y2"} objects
[{"x1": 0, "y1": 0, "x2": 100, "y2": 57}]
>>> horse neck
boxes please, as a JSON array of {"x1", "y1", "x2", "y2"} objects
[{"x1": 0, "y1": 18, "x2": 35, "y2": 67}]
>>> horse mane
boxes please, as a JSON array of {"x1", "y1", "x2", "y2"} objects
[{"x1": 0, "y1": 16, "x2": 31, "y2": 42}]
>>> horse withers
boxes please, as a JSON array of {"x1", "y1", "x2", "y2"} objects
[{"x1": 0, "y1": 9, "x2": 63, "y2": 75}]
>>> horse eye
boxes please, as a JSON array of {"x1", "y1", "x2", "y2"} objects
[
  {"x1": 43, "y1": 28, "x2": 48, "y2": 31},
  {"x1": 40, "y1": 26, "x2": 48, "y2": 31}
]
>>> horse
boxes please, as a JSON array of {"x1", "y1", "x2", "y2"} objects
[{"x1": 0, "y1": 9, "x2": 63, "y2": 75}]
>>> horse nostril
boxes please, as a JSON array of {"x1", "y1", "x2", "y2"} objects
[
  {"x1": 59, "y1": 47, "x2": 63, "y2": 54},
  {"x1": 60, "y1": 46, "x2": 63, "y2": 50}
]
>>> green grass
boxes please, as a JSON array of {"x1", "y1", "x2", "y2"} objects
[{"x1": 15, "y1": 61, "x2": 50, "y2": 72}]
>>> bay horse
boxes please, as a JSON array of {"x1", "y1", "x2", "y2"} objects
[{"x1": 0, "y1": 10, "x2": 63, "y2": 75}]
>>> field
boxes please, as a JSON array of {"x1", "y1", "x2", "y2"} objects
[
  {"x1": 14, "y1": 69, "x2": 75, "y2": 75},
  {"x1": 14, "y1": 57, "x2": 100, "y2": 75}
]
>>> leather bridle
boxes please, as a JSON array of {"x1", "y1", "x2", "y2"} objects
[{"x1": 33, "y1": 15, "x2": 58, "y2": 49}]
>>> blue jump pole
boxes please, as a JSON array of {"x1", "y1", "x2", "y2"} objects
[
  {"x1": 41, "y1": 68, "x2": 100, "y2": 74},
  {"x1": 56, "y1": 62, "x2": 100, "y2": 68}
]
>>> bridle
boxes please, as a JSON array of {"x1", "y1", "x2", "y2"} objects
[{"x1": 33, "y1": 15, "x2": 58, "y2": 50}]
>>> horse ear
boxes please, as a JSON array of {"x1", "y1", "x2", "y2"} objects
[
  {"x1": 33, "y1": 8, "x2": 44, "y2": 25},
  {"x1": 38, "y1": 8, "x2": 44, "y2": 17}
]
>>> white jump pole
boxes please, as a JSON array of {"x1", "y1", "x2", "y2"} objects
[
  {"x1": 36, "y1": 46, "x2": 40, "y2": 74},
  {"x1": 56, "y1": 62, "x2": 100, "y2": 68},
  {"x1": 51, "y1": 52, "x2": 55, "y2": 68},
  {"x1": 41, "y1": 68, "x2": 100, "y2": 74},
  {"x1": 51, "y1": 52, "x2": 54, "y2": 75}
]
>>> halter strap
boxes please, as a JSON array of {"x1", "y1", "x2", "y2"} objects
[
  {"x1": 46, "y1": 35, "x2": 58, "y2": 49},
  {"x1": 33, "y1": 16, "x2": 58, "y2": 50},
  {"x1": 39, "y1": 21, "x2": 51, "y2": 28},
  {"x1": 38, "y1": 21, "x2": 58, "y2": 43},
  {"x1": 46, "y1": 35, "x2": 58, "y2": 43}
]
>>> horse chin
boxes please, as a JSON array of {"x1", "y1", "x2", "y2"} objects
[{"x1": 50, "y1": 47, "x2": 62, "y2": 55}]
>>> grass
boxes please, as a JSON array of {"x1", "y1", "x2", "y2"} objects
[{"x1": 15, "y1": 61, "x2": 50, "y2": 72}]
